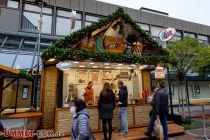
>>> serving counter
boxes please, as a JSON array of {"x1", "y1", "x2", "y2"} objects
[{"x1": 54, "y1": 103, "x2": 152, "y2": 135}]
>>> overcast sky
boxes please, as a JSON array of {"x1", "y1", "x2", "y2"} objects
[{"x1": 97, "y1": 0, "x2": 210, "y2": 26}]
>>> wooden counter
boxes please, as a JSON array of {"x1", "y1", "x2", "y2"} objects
[{"x1": 54, "y1": 103, "x2": 152, "y2": 135}]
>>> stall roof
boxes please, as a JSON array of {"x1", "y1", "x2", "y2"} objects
[
  {"x1": 0, "y1": 64, "x2": 20, "y2": 78},
  {"x1": 42, "y1": 7, "x2": 173, "y2": 65}
]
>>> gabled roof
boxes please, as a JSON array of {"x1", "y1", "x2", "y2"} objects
[
  {"x1": 54, "y1": 7, "x2": 166, "y2": 54},
  {"x1": 42, "y1": 7, "x2": 171, "y2": 64}
]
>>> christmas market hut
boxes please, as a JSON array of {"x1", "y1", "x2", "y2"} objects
[{"x1": 40, "y1": 7, "x2": 172, "y2": 135}]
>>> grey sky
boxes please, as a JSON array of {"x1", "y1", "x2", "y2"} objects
[{"x1": 97, "y1": 0, "x2": 210, "y2": 26}]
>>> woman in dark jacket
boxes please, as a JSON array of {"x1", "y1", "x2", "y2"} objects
[{"x1": 98, "y1": 82, "x2": 116, "y2": 140}]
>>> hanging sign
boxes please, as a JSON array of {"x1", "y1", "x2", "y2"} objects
[
  {"x1": 159, "y1": 27, "x2": 176, "y2": 42},
  {"x1": 56, "y1": 62, "x2": 71, "y2": 71},
  {"x1": 155, "y1": 67, "x2": 165, "y2": 79}
]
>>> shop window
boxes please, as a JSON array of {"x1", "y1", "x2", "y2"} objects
[
  {"x1": 56, "y1": 9, "x2": 82, "y2": 36},
  {"x1": 7, "y1": 0, "x2": 19, "y2": 9},
  {"x1": 198, "y1": 35, "x2": 209, "y2": 46},
  {"x1": 85, "y1": 15, "x2": 101, "y2": 26},
  {"x1": 22, "y1": 4, "x2": 52, "y2": 34},
  {"x1": 184, "y1": 32, "x2": 195, "y2": 38}
]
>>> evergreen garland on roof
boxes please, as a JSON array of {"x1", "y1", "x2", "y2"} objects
[
  {"x1": 41, "y1": 7, "x2": 171, "y2": 64},
  {"x1": 41, "y1": 46, "x2": 174, "y2": 64},
  {"x1": 53, "y1": 7, "x2": 165, "y2": 53}
]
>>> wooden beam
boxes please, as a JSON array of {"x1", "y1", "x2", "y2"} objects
[
  {"x1": 0, "y1": 71, "x2": 7, "y2": 78},
  {"x1": 91, "y1": 18, "x2": 121, "y2": 36},
  {"x1": 0, "y1": 77, "x2": 4, "y2": 108},
  {"x1": 0, "y1": 64, "x2": 20, "y2": 75},
  {"x1": 91, "y1": 22, "x2": 112, "y2": 36},
  {"x1": 3, "y1": 78, "x2": 17, "y2": 90}
]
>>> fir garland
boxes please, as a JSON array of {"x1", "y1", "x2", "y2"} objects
[
  {"x1": 41, "y1": 46, "x2": 174, "y2": 64},
  {"x1": 41, "y1": 7, "x2": 172, "y2": 64},
  {"x1": 52, "y1": 7, "x2": 166, "y2": 54},
  {"x1": 20, "y1": 71, "x2": 34, "y2": 81}
]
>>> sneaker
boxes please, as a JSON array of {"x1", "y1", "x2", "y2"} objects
[{"x1": 120, "y1": 132, "x2": 128, "y2": 136}]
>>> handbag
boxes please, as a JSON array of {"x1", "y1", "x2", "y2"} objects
[
  {"x1": 154, "y1": 116, "x2": 164, "y2": 140},
  {"x1": 101, "y1": 103, "x2": 113, "y2": 110}
]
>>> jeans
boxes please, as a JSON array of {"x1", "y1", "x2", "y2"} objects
[
  {"x1": 119, "y1": 107, "x2": 128, "y2": 134},
  {"x1": 102, "y1": 118, "x2": 112, "y2": 140},
  {"x1": 148, "y1": 111, "x2": 168, "y2": 140}
]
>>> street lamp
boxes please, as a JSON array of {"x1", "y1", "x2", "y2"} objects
[{"x1": 33, "y1": 0, "x2": 47, "y2": 109}]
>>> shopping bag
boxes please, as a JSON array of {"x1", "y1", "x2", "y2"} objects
[{"x1": 154, "y1": 116, "x2": 164, "y2": 140}]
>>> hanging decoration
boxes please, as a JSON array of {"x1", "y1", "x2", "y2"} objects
[{"x1": 70, "y1": 10, "x2": 77, "y2": 29}]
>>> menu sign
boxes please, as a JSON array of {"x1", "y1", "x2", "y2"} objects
[
  {"x1": 76, "y1": 70, "x2": 88, "y2": 84},
  {"x1": 89, "y1": 70, "x2": 101, "y2": 84},
  {"x1": 103, "y1": 70, "x2": 112, "y2": 80}
]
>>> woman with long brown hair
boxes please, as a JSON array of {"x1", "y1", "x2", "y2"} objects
[{"x1": 98, "y1": 82, "x2": 115, "y2": 140}]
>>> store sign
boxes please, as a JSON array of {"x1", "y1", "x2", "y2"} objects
[
  {"x1": 159, "y1": 28, "x2": 176, "y2": 41},
  {"x1": 56, "y1": 62, "x2": 71, "y2": 71},
  {"x1": 96, "y1": 36, "x2": 125, "y2": 53},
  {"x1": 155, "y1": 67, "x2": 165, "y2": 79}
]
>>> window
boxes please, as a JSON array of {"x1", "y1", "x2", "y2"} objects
[
  {"x1": 172, "y1": 31, "x2": 182, "y2": 41},
  {"x1": 151, "y1": 26, "x2": 163, "y2": 37},
  {"x1": 0, "y1": 0, "x2": 7, "y2": 6},
  {"x1": 198, "y1": 35, "x2": 209, "y2": 46},
  {"x1": 184, "y1": 32, "x2": 195, "y2": 38},
  {"x1": 151, "y1": 26, "x2": 164, "y2": 46},
  {"x1": 137, "y1": 23, "x2": 150, "y2": 33},
  {"x1": 22, "y1": 4, "x2": 52, "y2": 34},
  {"x1": 85, "y1": 15, "x2": 101, "y2": 26},
  {"x1": 7, "y1": 0, "x2": 19, "y2": 9},
  {"x1": 56, "y1": 10, "x2": 82, "y2": 36}
]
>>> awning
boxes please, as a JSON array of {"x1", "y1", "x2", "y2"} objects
[{"x1": 0, "y1": 64, "x2": 20, "y2": 78}]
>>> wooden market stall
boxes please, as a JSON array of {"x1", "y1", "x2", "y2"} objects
[{"x1": 40, "y1": 8, "x2": 171, "y2": 135}]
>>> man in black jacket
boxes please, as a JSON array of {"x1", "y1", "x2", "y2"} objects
[
  {"x1": 117, "y1": 80, "x2": 128, "y2": 136},
  {"x1": 147, "y1": 80, "x2": 169, "y2": 140}
]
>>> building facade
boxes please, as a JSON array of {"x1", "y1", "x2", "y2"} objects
[{"x1": 0, "y1": 0, "x2": 210, "y2": 109}]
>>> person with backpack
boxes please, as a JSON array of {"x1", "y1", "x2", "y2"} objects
[
  {"x1": 98, "y1": 82, "x2": 115, "y2": 140},
  {"x1": 70, "y1": 99, "x2": 95, "y2": 140}
]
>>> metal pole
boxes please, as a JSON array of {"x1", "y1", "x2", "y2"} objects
[
  {"x1": 15, "y1": 78, "x2": 19, "y2": 113},
  {"x1": 33, "y1": 1, "x2": 43, "y2": 109},
  {"x1": 167, "y1": 66, "x2": 174, "y2": 117},
  {"x1": 166, "y1": 41, "x2": 174, "y2": 118},
  {"x1": 185, "y1": 80, "x2": 191, "y2": 119}
]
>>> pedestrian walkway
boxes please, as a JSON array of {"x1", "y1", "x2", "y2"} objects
[
  {"x1": 45, "y1": 123, "x2": 184, "y2": 140},
  {"x1": 170, "y1": 127, "x2": 210, "y2": 140}
]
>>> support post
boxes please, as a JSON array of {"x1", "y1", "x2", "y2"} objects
[
  {"x1": 185, "y1": 80, "x2": 191, "y2": 119},
  {"x1": 15, "y1": 78, "x2": 20, "y2": 113},
  {"x1": 0, "y1": 77, "x2": 4, "y2": 108},
  {"x1": 167, "y1": 66, "x2": 174, "y2": 118}
]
